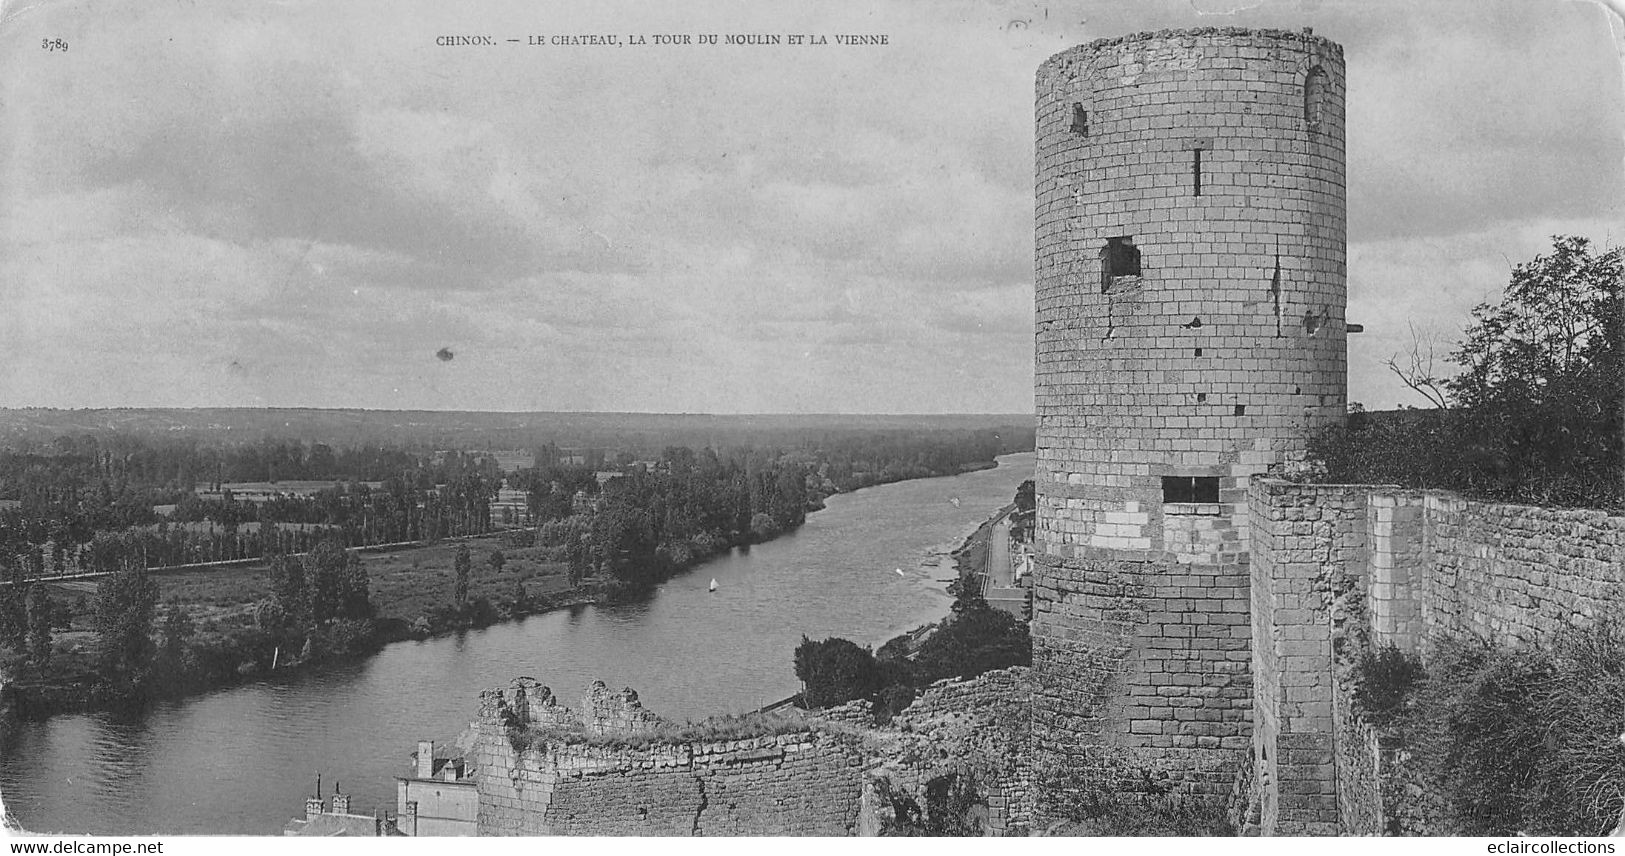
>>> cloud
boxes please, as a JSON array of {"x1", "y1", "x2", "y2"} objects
[
  {"x1": 1342, "y1": 1, "x2": 1624, "y2": 242},
  {"x1": 0, "y1": 0, "x2": 1618, "y2": 413}
]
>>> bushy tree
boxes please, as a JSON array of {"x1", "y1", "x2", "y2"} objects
[
  {"x1": 0, "y1": 557, "x2": 27, "y2": 653},
  {"x1": 793, "y1": 636, "x2": 882, "y2": 708},
  {"x1": 1015, "y1": 479, "x2": 1035, "y2": 514},
  {"x1": 267, "y1": 551, "x2": 308, "y2": 626},
  {"x1": 151, "y1": 607, "x2": 196, "y2": 692},
  {"x1": 453, "y1": 543, "x2": 471, "y2": 608},
  {"x1": 25, "y1": 584, "x2": 53, "y2": 671},
  {"x1": 94, "y1": 560, "x2": 159, "y2": 681},
  {"x1": 1312, "y1": 236, "x2": 1623, "y2": 510},
  {"x1": 509, "y1": 579, "x2": 527, "y2": 611},
  {"x1": 913, "y1": 594, "x2": 1032, "y2": 684},
  {"x1": 565, "y1": 535, "x2": 590, "y2": 587},
  {"x1": 591, "y1": 503, "x2": 658, "y2": 586},
  {"x1": 337, "y1": 549, "x2": 372, "y2": 620},
  {"x1": 269, "y1": 540, "x2": 372, "y2": 629},
  {"x1": 1446, "y1": 236, "x2": 1623, "y2": 506}
]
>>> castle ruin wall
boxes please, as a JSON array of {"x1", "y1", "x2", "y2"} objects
[{"x1": 1250, "y1": 479, "x2": 1625, "y2": 834}]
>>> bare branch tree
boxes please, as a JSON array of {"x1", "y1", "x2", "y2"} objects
[{"x1": 1384, "y1": 322, "x2": 1453, "y2": 409}]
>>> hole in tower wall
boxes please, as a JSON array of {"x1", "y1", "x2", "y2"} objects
[
  {"x1": 1192, "y1": 149, "x2": 1202, "y2": 196},
  {"x1": 1194, "y1": 348, "x2": 1203, "y2": 357},
  {"x1": 1070, "y1": 103, "x2": 1088, "y2": 136},
  {"x1": 1196, "y1": 393, "x2": 1207, "y2": 403},
  {"x1": 1235, "y1": 405, "x2": 1247, "y2": 416},
  {"x1": 1100, "y1": 236, "x2": 1140, "y2": 292}
]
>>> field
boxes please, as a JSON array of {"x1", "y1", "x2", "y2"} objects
[
  {"x1": 38, "y1": 535, "x2": 573, "y2": 645},
  {"x1": 361, "y1": 537, "x2": 573, "y2": 623}
]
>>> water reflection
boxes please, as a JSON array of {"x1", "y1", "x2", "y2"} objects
[{"x1": 0, "y1": 453, "x2": 1034, "y2": 835}]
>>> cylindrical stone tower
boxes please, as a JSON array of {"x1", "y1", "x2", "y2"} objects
[{"x1": 1030, "y1": 27, "x2": 1347, "y2": 801}]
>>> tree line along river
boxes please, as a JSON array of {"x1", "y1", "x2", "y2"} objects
[{"x1": 0, "y1": 452, "x2": 1034, "y2": 835}]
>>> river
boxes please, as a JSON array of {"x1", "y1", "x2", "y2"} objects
[{"x1": 0, "y1": 452, "x2": 1034, "y2": 835}]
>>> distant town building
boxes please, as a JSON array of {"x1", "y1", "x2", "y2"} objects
[
  {"x1": 490, "y1": 487, "x2": 529, "y2": 527},
  {"x1": 283, "y1": 784, "x2": 398, "y2": 836},
  {"x1": 396, "y1": 739, "x2": 478, "y2": 836},
  {"x1": 489, "y1": 450, "x2": 537, "y2": 473}
]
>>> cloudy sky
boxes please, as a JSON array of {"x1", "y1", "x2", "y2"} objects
[{"x1": 1, "y1": 0, "x2": 1620, "y2": 413}]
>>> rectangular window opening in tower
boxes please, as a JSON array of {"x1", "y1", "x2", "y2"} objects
[
  {"x1": 1192, "y1": 149, "x2": 1202, "y2": 197},
  {"x1": 1103, "y1": 237, "x2": 1140, "y2": 281},
  {"x1": 1161, "y1": 476, "x2": 1219, "y2": 504},
  {"x1": 1070, "y1": 103, "x2": 1088, "y2": 136}
]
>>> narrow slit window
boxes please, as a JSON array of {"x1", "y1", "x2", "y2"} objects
[
  {"x1": 1070, "y1": 103, "x2": 1088, "y2": 136},
  {"x1": 1192, "y1": 149, "x2": 1202, "y2": 196},
  {"x1": 1162, "y1": 476, "x2": 1220, "y2": 504}
]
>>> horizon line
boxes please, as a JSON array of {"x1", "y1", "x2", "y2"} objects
[{"x1": 0, "y1": 405, "x2": 1039, "y2": 418}]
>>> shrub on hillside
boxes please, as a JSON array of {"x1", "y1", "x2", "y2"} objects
[
  {"x1": 1352, "y1": 644, "x2": 1425, "y2": 726},
  {"x1": 1036, "y1": 756, "x2": 1235, "y2": 836},
  {"x1": 1394, "y1": 623, "x2": 1625, "y2": 835}
]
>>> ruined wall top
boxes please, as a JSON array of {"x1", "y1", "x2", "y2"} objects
[
  {"x1": 478, "y1": 677, "x2": 665, "y2": 735},
  {"x1": 1043, "y1": 26, "x2": 1343, "y2": 68}
]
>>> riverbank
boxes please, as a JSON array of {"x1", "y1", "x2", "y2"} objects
[
  {"x1": 1, "y1": 534, "x2": 592, "y2": 723},
  {"x1": 873, "y1": 500, "x2": 1017, "y2": 660},
  {"x1": 3, "y1": 454, "x2": 1032, "y2": 726},
  {"x1": 951, "y1": 503, "x2": 1011, "y2": 582}
]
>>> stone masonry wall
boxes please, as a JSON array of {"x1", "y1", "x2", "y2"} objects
[
  {"x1": 1330, "y1": 664, "x2": 1385, "y2": 836},
  {"x1": 474, "y1": 727, "x2": 867, "y2": 836},
  {"x1": 1416, "y1": 494, "x2": 1625, "y2": 652},
  {"x1": 472, "y1": 679, "x2": 866, "y2": 836},
  {"x1": 1248, "y1": 479, "x2": 1370, "y2": 835},
  {"x1": 1251, "y1": 479, "x2": 1625, "y2": 835},
  {"x1": 872, "y1": 667, "x2": 1035, "y2": 835},
  {"x1": 1034, "y1": 27, "x2": 1347, "y2": 563},
  {"x1": 1031, "y1": 28, "x2": 1347, "y2": 817},
  {"x1": 1032, "y1": 553, "x2": 1252, "y2": 798},
  {"x1": 469, "y1": 670, "x2": 1037, "y2": 837}
]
